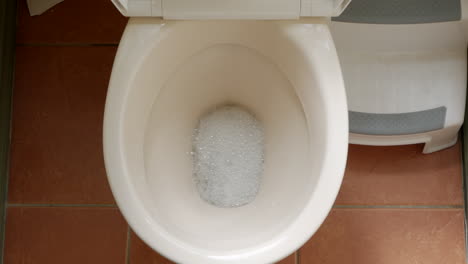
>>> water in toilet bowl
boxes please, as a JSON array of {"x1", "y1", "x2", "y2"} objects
[{"x1": 192, "y1": 105, "x2": 264, "y2": 208}]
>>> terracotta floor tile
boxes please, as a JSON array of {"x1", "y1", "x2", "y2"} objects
[
  {"x1": 129, "y1": 231, "x2": 296, "y2": 264},
  {"x1": 300, "y1": 209, "x2": 466, "y2": 264},
  {"x1": 129, "y1": 231, "x2": 175, "y2": 264},
  {"x1": 277, "y1": 253, "x2": 296, "y2": 264},
  {"x1": 4, "y1": 207, "x2": 127, "y2": 264},
  {"x1": 9, "y1": 46, "x2": 116, "y2": 204},
  {"x1": 336, "y1": 143, "x2": 463, "y2": 205},
  {"x1": 17, "y1": 0, "x2": 127, "y2": 44}
]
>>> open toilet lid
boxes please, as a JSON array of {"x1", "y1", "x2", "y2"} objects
[{"x1": 111, "y1": 0, "x2": 352, "y2": 18}]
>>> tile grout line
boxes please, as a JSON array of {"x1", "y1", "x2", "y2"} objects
[
  {"x1": 460, "y1": 129, "x2": 467, "y2": 263},
  {"x1": 0, "y1": 73, "x2": 12, "y2": 264},
  {"x1": 0, "y1": 0, "x2": 16, "y2": 263},
  {"x1": 125, "y1": 226, "x2": 131, "y2": 264},
  {"x1": 461, "y1": 119, "x2": 468, "y2": 262},
  {"x1": 16, "y1": 42, "x2": 119, "y2": 47},
  {"x1": 1, "y1": 123, "x2": 12, "y2": 264},
  {"x1": 333, "y1": 205, "x2": 464, "y2": 209},
  {"x1": 7, "y1": 203, "x2": 118, "y2": 208},
  {"x1": 5, "y1": 203, "x2": 464, "y2": 209}
]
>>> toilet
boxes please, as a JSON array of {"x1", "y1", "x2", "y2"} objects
[{"x1": 104, "y1": 1, "x2": 350, "y2": 263}]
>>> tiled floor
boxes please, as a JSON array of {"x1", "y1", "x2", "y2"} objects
[{"x1": 4, "y1": 0, "x2": 466, "y2": 263}]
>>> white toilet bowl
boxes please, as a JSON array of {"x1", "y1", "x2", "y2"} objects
[{"x1": 104, "y1": 18, "x2": 348, "y2": 264}]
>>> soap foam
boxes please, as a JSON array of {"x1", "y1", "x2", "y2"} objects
[{"x1": 192, "y1": 105, "x2": 264, "y2": 208}]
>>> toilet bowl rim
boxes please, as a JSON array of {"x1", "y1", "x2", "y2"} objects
[{"x1": 103, "y1": 18, "x2": 349, "y2": 263}]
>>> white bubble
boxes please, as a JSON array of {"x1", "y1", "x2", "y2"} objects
[{"x1": 192, "y1": 105, "x2": 264, "y2": 208}]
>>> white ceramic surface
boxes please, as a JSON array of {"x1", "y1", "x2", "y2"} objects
[
  {"x1": 111, "y1": 0, "x2": 351, "y2": 18},
  {"x1": 104, "y1": 18, "x2": 348, "y2": 264},
  {"x1": 330, "y1": 11, "x2": 468, "y2": 153}
]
